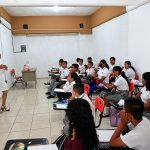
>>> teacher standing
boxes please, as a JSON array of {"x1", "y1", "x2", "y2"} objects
[{"x1": 0, "y1": 53, "x2": 10, "y2": 113}]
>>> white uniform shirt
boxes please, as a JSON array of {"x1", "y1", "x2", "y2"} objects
[
  {"x1": 140, "y1": 86, "x2": 150, "y2": 103},
  {"x1": 97, "y1": 67, "x2": 110, "y2": 83},
  {"x1": 114, "y1": 75, "x2": 129, "y2": 91},
  {"x1": 79, "y1": 93, "x2": 95, "y2": 117},
  {"x1": 79, "y1": 64, "x2": 86, "y2": 74},
  {"x1": 109, "y1": 64, "x2": 116, "y2": 73},
  {"x1": 60, "y1": 68, "x2": 69, "y2": 79},
  {"x1": 86, "y1": 68, "x2": 95, "y2": 76},
  {"x1": 121, "y1": 117, "x2": 150, "y2": 150},
  {"x1": 63, "y1": 81, "x2": 75, "y2": 93},
  {"x1": 123, "y1": 68, "x2": 135, "y2": 80}
]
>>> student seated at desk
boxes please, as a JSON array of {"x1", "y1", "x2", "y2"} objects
[
  {"x1": 86, "y1": 61, "x2": 95, "y2": 77},
  {"x1": 57, "y1": 73, "x2": 81, "y2": 100},
  {"x1": 46, "y1": 61, "x2": 69, "y2": 99},
  {"x1": 102, "y1": 66, "x2": 129, "y2": 116},
  {"x1": 90, "y1": 59, "x2": 110, "y2": 94},
  {"x1": 123, "y1": 61, "x2": 135, "y2": 81},
  {"x1": 70, "y1": 63, "x2": 79, "y2": 75},
  {"x1": 64, "y1": 99, "x2": 99, "y2": 150},
  {"x1": 135, "y1": 72, "x2": 150, "y2": 120},
  {"x1": 78, "y1": 59, "x2": 86, "y2": 75},
  {"x1": 110, "y1": 98, "x2": 150, "y2": 150},
  {"x1": 87, "y1": 57, "x2": 96, "y2": 68}
]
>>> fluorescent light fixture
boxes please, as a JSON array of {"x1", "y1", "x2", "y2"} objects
[{"x1": 53, "y1": 5, "x2": 59, "y2": 12}]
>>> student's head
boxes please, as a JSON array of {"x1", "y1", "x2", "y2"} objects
[
  {"x1": 87, "y1": 57, "x2": 92, "y2": 62},
  {"x1": 67, "y1": 99, "x2": 99, "y2": 150},
  {"x1": 61, "y1": 61, "x2": 67, "y2": 68},
  {"x1": 67, "y1": 72, "x2": 81, "y2": 83},
  {"x1": 79, "y1": 59, "x2": 83, "y2": 65},
  {"x1": 124, "y1": 61, "x2": 136, "y2": 72},
  {"x1": 71, "y1": 63, "x2": 79, "y2": 73},
  {"x1": 124, "y1": 98, "x2": 144, "y2": 122},
  {"x1": 72, "y1": 83, "x2": 84, "y2": 97},
  {"x1": 76, "y1": 58, "x2": 80, "y2": 63},
  {"x1": 59, "y1": 59, "x2": 63, "y2": 66},
  {"x1": 110, "y1": 57, "x2": 116, "y2": 65},
  {"x1": 87, "y1": 61, "x2": 93, "y2": 68},
  {"x1": 142, "y1": 72, "x2": 150, "y2": 91},
  {"x1": 113, "y1": 66, "x2": 122, "y2": 77},
  {"x1": 99, "y1": 59, "x2": 109, "y2": 69}
]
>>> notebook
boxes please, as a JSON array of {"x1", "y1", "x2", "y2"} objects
[{"x1": 28, "y1": 144, "x2": 58, "y2": 150}]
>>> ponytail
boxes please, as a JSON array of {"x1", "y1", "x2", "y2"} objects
[
  {"x1": 121, "y1": 71, "x2": 129, "y2": 86},
  {"x1": 125, "y1": 61, "x2": 136, "y2": 73},
  {"x1": 101, "y1": 59, "x2": 109, "y2": 70}
]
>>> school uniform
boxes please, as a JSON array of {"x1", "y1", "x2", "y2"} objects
[
  {"x1": 79, "y1": 64, "x2": 86, "y2": 74},
  {"x1": 109, "y1": 64, "x2": 116, "y2": 73},
  {"x1": 86, "y1": 68, "x2": 95, "y2": 76},
  {"x1": 60, "y1": 68, "x2": 69, "y2": 79},
  {"x1": 140, "y1": 86, "x2": 150, "y2": 120},
  {"x1": 97, "y1": 67, "x2": 110, "y2": 83},
  {"x1": 121, "y1": 117, "x2": 150, "y2": 150},
  {"x1": 105, "y1": 75, "x2": 129, "y2": 104},
  {"x1": 0, "y1": 68, "x2": 7, "y2": 94},
  {"x1": 123, "y1": 68, "x2": 135, "y2": 81}
]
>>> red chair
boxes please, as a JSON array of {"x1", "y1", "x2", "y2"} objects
[
  {"x1": 95, "y1": 96, "x2": 105, "y2": 128},
  {"x1": 84, "y1": 84, "x2": 90, "y2": 96},
  {"x1": 129, "y1": 82, "x2": 135, "y2": 98},
  {"x1": 10, "y1": 69, "x2": 23, "y2": 87}
]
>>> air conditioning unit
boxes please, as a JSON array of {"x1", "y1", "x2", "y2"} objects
[{"x1": 0, "y1": 17, "x2": 11, "y2": 30}]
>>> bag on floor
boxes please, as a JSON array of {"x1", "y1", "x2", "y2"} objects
[{"x1": 109, "y1": 107, "x2": 120, "y2": 127}]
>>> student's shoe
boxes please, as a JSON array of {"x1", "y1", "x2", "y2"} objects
[
  {"x1": 45, "y1": 92, "x2": 50, "y2": 95},
  {"x1": 47, "y1": 95, "x2": 55, "y2": 99},
  {"x1": 0, "y1": 105, "x2": 10, "y2": 112},
  {"x1": 44, "y1": 83, "x2": 50, "y2": 85}
]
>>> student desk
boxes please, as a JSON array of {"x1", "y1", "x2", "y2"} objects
[{"x1": 22, "y1": 68, "x2": 37, "y2": 87}]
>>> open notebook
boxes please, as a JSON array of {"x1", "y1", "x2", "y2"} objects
[
  {"x1": 97, "y1": 130, "x2": 115, "y2": 142},
  {"x1": 28, "y1": 144, "x2": 58, "y2": 150}
]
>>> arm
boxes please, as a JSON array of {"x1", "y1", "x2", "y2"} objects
[
  {"x1": 144, "y1": 99, "x2": 150, "y2": 110},
  {"x1": 135, "y1": 92, "x2": 141, "y2": 99},
  {"x1": 104, "y1": 82, "x2": 116, "y2": 90}
]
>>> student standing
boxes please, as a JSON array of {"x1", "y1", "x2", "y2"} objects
[
  {"x1": 110, "y1": 98, "x2": 150, "y2": 150},
  {"x1": 0, "y1": 54, "x2": 10, "y2": 113}
]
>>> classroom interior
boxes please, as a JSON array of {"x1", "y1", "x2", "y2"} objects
[{"x1": 0, "y1": 0, "x2": 150, "y2": 149}]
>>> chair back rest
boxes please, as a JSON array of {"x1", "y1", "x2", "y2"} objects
[
  {"x1": 95, "y1": 96, "x2": 105, "y2": 113},
  {"x1": 84, "y1": 84, "x2": 90, "y2": 96},
  {"x1": 129, "y1": 82, "x2": 135, "y2": 92}
]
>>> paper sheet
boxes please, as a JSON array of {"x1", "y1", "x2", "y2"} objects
[
  {"x1": 28, "y1": 144, "x2": 58, "y2": 150},
  {"x1": 97, "y1": 130, "x2": 115, "y2": 142},
  {"x1": 54, "y1": 88, "x2": 65, "y2": 93},
  {"x1": 55, "y1": 103, "x2": 68, "y2": 109}
]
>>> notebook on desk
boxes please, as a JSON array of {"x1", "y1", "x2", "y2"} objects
[
  {"x1": 28, "y1": 144, "x2": 58, "y2": 150},
  {"x1": 54, "y1": 88, "x2": 65, "y2": 93},
  {"x1": 53, "y1": 102, "x2": 68, "y2": 110},
  {"x1": 97, "y1": 129, "x2": 115, "y2": 142}
]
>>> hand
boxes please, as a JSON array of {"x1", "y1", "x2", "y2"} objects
[{"x1": 120, "y1": 110, "x2": 129, "y2": 126}]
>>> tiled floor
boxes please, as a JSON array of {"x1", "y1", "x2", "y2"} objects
[{"x1": 0, "y1": 79, "x2": 112, "y2": 149}]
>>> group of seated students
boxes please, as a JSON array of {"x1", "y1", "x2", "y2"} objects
[{"x1": 45, "y1": 57, "x2": 150, "y2": 150}]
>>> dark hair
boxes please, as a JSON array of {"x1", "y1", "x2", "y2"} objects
[
  {"x1": 70, "y1": 73, "x2": 81, "y2": 84},
  {"x1": 125, "y1": 98, "x2": 144, "y2": 120},
  {"x1": 79, "y1": 59, "x2": 83, "y2": 63},
  {"x1": 110, "y1": 57, "x2": 115, "y2": 61},
  {"x1": 88, "y1": 61, "x2": 93, "y2": 66},
  {"x1": 59, "y1": 59, "x2": 63, "y2": 63},
  {"x1": 72, "y1": 63, "x2": 79, "y2": 70},
  {"x1": 113, "y1": 66, "x2": 129, "y2": 86},
  {"x1": 100, "y1": 59, "x2": 109, "y2": 69},
  {"x1": 125, "y1": 61, "x2": 136, "y2": 72},
  {"x1": 143, "y1": 72, "x2": 150, "y2": 91},
  {"x1": 87, "y1": 57, "x2": 92, "y2": 60},
  {"x1": 62, "y1": 61, "x2": 67, "y2": 65},
  {"x1": 76, "y1": 58, "x2": 80, "y2": 62},
  {"x1": 67, "y1": 99, "x2": 99, "y2": 149},
  {"x1": 73, "y1": 84, "x2": 84, "y2": 95}
]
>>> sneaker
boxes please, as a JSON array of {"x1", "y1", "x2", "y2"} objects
[
  {"x1": 45, "y1": 92, "x2": 50, "y2": 95},
  {"x1": 47, "y1": 95, "x2": 55, "y2": 99}
]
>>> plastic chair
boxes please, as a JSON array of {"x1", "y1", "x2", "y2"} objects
[
  {"x1": 95, "y1": 96, "x2": 105, "y2": 128},
  {"x1": 10, "y1": 69, "x2": 23, "y2": 87},
  {"x1": 84, "y1": 83, "x2": 90, "y2": 96},
  {"x1": 129, "y1": 82, "x2": 135, "y2": 98}
]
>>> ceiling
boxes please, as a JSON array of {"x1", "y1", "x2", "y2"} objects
[{"x1": 4, "y1": 7, "x2": 100, "y2": 16}]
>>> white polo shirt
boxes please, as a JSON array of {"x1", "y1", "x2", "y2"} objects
[
  {"x1": 121, "y1": 117, "x2": 150, "y2": 150},
  {"x1": 79, "y1": 64, "x2": 86, "y2": 74},
  {"x1": 123, "y1": 68, "x2": 135, "y2": 80},
  {"x1": 109, "y1": 64, "x2": 116, "y2": 73},
  {"x1": 63, "y1": 81, "x2": 75, "y2": 93},
  {"x1": 114, "y1": 75, "x2": 129, "y2": 91},
  {"x1": 60, "y1": 68, "x2": 69, "y2": 79},
  {"x1": 86, "y1": 68, "x2": 95, "y2": 76},
  {"x1": 97, "y1": 67, "x2": 110, "y2": 83},
  {"x1": 79, "y1": 93, "x2": 95, "y2": 117},
  {"x1": 140, "y1": 86, "x2": 150, "y2": 103}
]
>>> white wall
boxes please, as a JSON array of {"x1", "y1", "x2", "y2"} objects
[
  {"x1": 128, "y1": 2, "x2": 150, "y2": 76},
  {"x1": 0, "y1": 22, "x2": 15, "y2": 88},
  {"x1": 13, "y1": 34, "x2": 92, "y2": 78},
  {"x1": 91, "y1": 14, "x2": 128, "y2": 66}
]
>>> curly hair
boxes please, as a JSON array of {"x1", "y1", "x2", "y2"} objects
[
  {"x1": 67, "y1": 99, "x2": 99, "y2": 150},
  {"x1": 143, "y1": 72, "x2": 150, "y2": 91}
]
